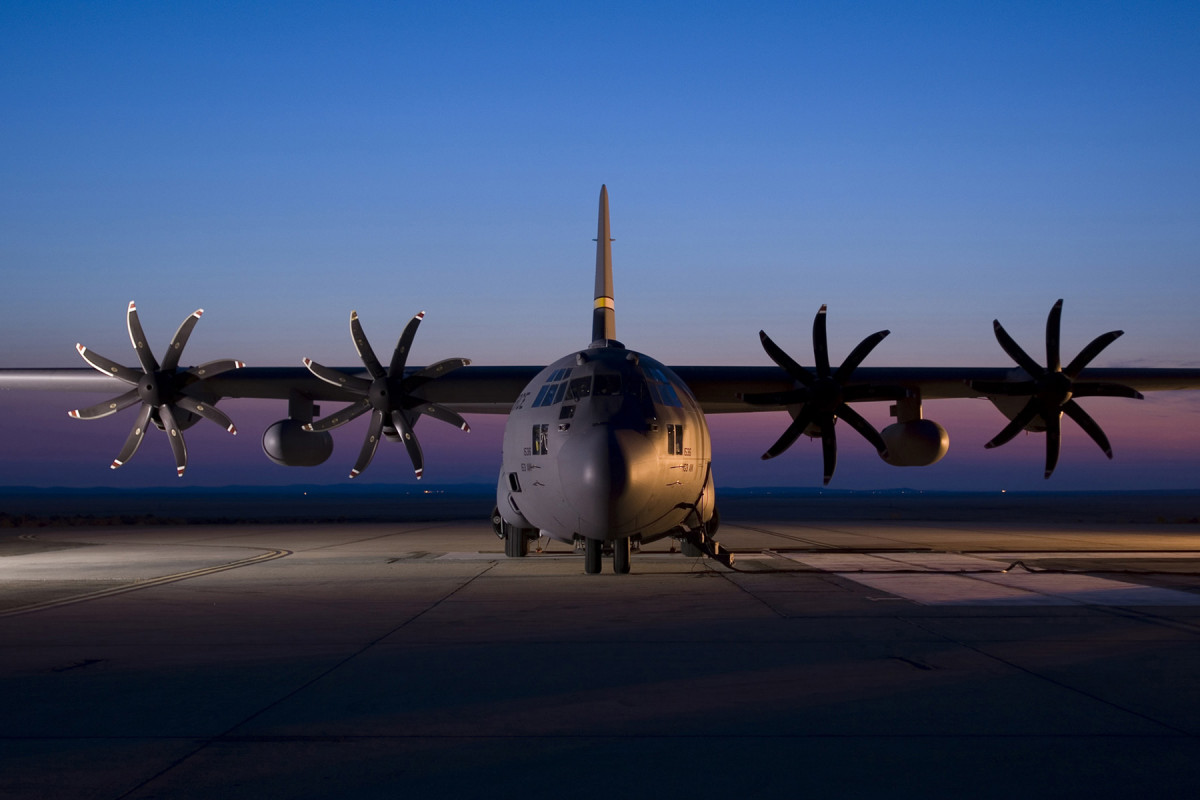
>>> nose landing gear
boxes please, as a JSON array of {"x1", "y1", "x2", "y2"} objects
[{"x1": 582, "y1": 536, "x2": 632, "y2": 575}]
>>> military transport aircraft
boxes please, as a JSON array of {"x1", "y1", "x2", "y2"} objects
[{"x1": 2, "y1": 186, "x2": 1199, "y2": 573}]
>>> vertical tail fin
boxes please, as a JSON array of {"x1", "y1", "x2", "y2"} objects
[{"x1": 591, "y1": 185, "x2": 616, "y2": 344}]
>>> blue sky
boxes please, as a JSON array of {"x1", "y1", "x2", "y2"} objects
[{"x1": 2, "y1": 1, "x2": 1198, "y2": 490}]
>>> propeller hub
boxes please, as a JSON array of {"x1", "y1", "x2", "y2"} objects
[
  {"x1": 810, "y1": 378, "x2": 843, "y2": 412},
  {"x1": 368, "y1": 377, "x2": 394, "y2": 411},
  {"x1": 137, "y1": 371, "x2": 174, "y2": 407},
  {"x1": 1042, "y1": 372, "x2": 1074, "y2": 406}
]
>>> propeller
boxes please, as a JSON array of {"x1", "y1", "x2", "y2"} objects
[
  {"x1": 971, "y1": 299, "x2": 1143, "y2": 479},
  {"x1": 302, "y1": 311, "x2": 470, "y2": 479},
  {"x1": 69, "y1": 302, "x2": 244, "y2": 476},
  {"x1": 741, "y1": 305, "x2": 898, "y2": 485}
]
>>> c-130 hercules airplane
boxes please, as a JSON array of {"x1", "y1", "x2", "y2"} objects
[{"x1": 2, "y1": 186, "x2": 1199, "y2": 573}]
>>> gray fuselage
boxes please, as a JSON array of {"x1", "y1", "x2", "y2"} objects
[{"x1": 496, "y1": 342, "x2": 715, "y2": 545}]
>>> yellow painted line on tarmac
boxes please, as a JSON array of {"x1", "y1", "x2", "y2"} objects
[{"x1": 0, "y1": 547, "x2": 292, "y2": 618}]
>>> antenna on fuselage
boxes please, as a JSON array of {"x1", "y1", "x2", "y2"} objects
[{"x1": 591, "y1": 184, "x2": 616, "y2": 345}]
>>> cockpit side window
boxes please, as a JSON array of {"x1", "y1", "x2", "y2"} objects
[{"x1": 644, "y1": 367, "x2": 683, "y2": 408}]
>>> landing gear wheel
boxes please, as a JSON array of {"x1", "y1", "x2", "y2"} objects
[
  {"x1": 680, "y1": 538, "x2": 704, "y2": 558},
  {"x1": 613, "y1": 537, "x2": 631, "y2": 574},
  {"x1": 504, "y1": 526, "x2": 530, "y2": 558},
  {"x1": 584, "y1": 538, "x2": 602, "y2": 574}
]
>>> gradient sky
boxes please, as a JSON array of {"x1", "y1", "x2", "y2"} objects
[{"x1": 2, "y1": 1, "x2": 1198, "y2": 491}]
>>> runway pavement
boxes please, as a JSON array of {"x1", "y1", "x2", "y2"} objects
[{"x1": 2, "y1": 511, "x2": 1200, "y2": 799}]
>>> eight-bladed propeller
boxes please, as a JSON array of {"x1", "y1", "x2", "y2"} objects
[
  {"x1": 69, "y1": 302, "x2": 244, "y2": 476},
  {"x1": 302, "y1": 311, "x2": 470, "y2": 479},
  {"x1": 970, "y1": 299, "x2": 1143, "y2": 479},
  {"x1": 741, "y1": 305, "x2": 899, "y2": 485}
]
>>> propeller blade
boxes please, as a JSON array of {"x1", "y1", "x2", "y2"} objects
[
  {"x1": 1046, "y1": 299, "x2": 1063, "y2": 372},
  {"x1": 1064, "y1": 330, "x2": 1124, "y2": 379},
  {"x1": 400, "y1": 357, "x2": 472, "y2": 393},
  {"x1": 1043, "y1": 408, "x2": 1062, "y2": 479},
  {"x1": 389, "y1": 311, "x2": 425, "y2": 378},
  {"x1": 349, "y1": 409, "x2": 386, "y2": 478},
  {"x1": 833, "y1": 330, "x2": 890, "y2": 384},
  {"x1": 161, "y1": 309, "x2": 203, "y2": 371},
  {"x1": 992, "y1": 320, "x2": 1044, "y2": 378},
  {"x1": 69, "y1": 389, "x2": 141, "y2": 420},
  {"x1": 813, "y1": 305, "x2": 830, "y2": 378},
  {"x1": 762, "y1": 406, "x2": 815, "y2": 460},
  {"x1": 1063, "y1": 399, "x2": 1114, "y2": 459},
  {"x1": 188, "y1": 359, "x2": 246, "y2": 380},
  {"x1": 820, "y1": 416, "x2": 837, "y2": 485},
  {"x1": 391, "y1": 410, "x2": 425, "y2": 479},
  {"x1": 305, "y1": 398, "x2": 373, "y2": 432},
  {"x1": 176, "y1": 396, "x2": 237, "y2": 435},
  {"x1": 303, "y1": 358, "x2": 371, "y2": 393},
  {"x1": 158, "y1": 404, "x2": 189, "y2": 477},
  {"x1": 125, "y1": 302, "x2": 160, "y2": 375},
  {"x1": 406, "y1": 400, "x2": 471, "y2": 432},
  {"x1": 349, "y1": 311, "x2": 387, "y2": 379},
  {"x1": 76, "y1": 344, "x2": 141, "y2": 385},
  {"x1": 759, "y1": 331, "x2": 814, "y2": 387},
  {"x1": 984, "y1": 401, "x2": 1040, "y2": 450},
  {"x1": 111, "y1": 403, "x2": 153, "y2": 469},
  {"x1": 837, "y1": 403, "x2": 888, "y2": 456},
  {"x1": 1071, "y1": 383, "x2": 1144, "y2": 400}
]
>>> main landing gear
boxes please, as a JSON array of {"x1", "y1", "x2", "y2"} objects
[
  {"x1": 492, "y1": 507, "x2": 535, "y2": 558},
  {"x1": 583, "y1": 537, "x2": 631, "y2": 575}
]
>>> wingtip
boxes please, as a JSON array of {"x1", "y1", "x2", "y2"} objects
[{"x1": 68, "y1": 409, "x2": 80, "y2": 418}]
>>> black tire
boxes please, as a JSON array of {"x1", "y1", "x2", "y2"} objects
[
  {"x1": 584, "y1": 538, "x2": 602, "y2": 574},
  {"x1": 612, "y1": 537, "x2": 631, "y2": 574},
  {"x1": 504, "y1": 526, "x2": 529, "y2": 558}
]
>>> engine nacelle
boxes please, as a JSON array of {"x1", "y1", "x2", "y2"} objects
[
  {"x1": 262, "y1": 419, "x2": 334, "y2": 467},
  {"x1": 880, "y1": 419, "x2": 949, "y2": 467}
]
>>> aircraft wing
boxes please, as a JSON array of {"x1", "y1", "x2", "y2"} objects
[
  {"x1": 674, "y1": 366, "x2": 1200, "y2": 413},
  {"x1": 0, "y1": 366, "x2": 542, "y2": 415},
  {"x1": 5, "y1": 364, "x2": 1200, "y2": 413}
]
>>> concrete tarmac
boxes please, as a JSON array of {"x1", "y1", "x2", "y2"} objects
[{"x1": 2, "y1": 511, "x2": 1200, "y2": 799}]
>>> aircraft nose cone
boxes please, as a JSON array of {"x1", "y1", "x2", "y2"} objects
[{"x1": 559, "y1": 426, "x2": 655, "y2": 537}]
